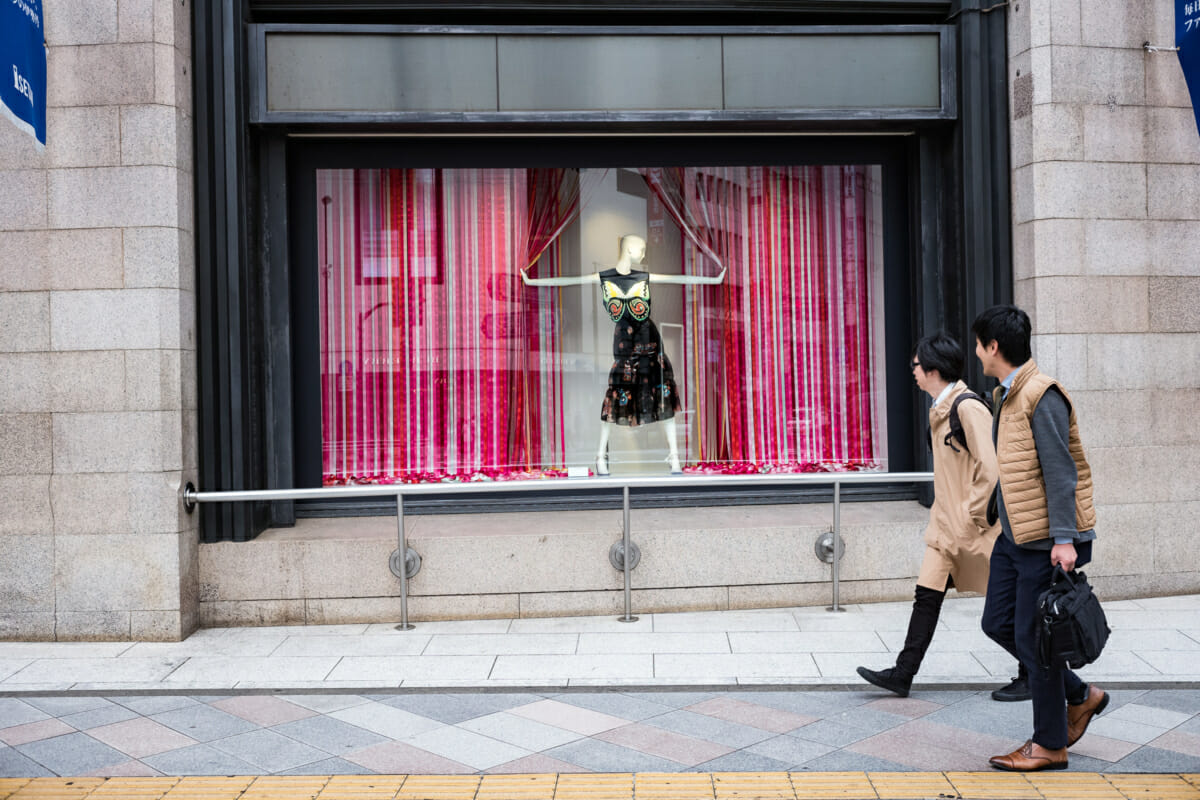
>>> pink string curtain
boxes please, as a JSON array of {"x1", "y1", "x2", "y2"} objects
[
  {"x1": 643, "y1": 166, "x2": 885, "y2": 472},
  {"x1": 316, "y1": 168, "x2": 587, "y2": 484}
]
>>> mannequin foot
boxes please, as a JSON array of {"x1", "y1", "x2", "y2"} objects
[
  {"x1": 667, "y1": 454, "x2": 682, "y2": 475},
  {"x1": 595, "y1": 455, "x2": 609, "y2": 476}
]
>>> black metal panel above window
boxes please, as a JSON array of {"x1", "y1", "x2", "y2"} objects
[{"x1": 250, "y1": 26, "x2": 955, "y2": 128}]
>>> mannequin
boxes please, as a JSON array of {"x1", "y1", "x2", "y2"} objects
[{"x1": 521, "y1": 234, "x2": 725, "y2": 475}]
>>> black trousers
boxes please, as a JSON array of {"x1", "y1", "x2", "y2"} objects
[{"x1": 981, "y1": 534, "x2": 1091, "y2": 749}]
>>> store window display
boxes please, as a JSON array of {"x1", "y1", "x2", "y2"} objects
[{"x1": 314, "y1": 165, "x2": 888, "y2": 485}]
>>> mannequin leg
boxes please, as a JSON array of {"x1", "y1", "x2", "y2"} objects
[
  {"x1": 662, "y1": 418, "x2": 682, "y2": 474},
  {"x1": 595, "y1": 423, "x2": 612, "y2": 475}
]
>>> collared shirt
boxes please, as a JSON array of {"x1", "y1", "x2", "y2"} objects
[{"x1": 932, "y1": 383, "x2": 955, "y2": 408}]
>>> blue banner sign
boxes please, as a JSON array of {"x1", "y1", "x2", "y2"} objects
[
  {"x1": 1182, "y1": 0, "x2": 1200, "y2": 137},
  {"x1": 0, "y1": 0, "x2": 46, "y2": 148}
]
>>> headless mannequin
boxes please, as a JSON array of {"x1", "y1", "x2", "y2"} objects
[{"x1": 521, "y1": 234, "x2": 725, "y2": 476}]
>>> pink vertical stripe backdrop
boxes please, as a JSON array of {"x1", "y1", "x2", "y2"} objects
[{"x1": 316, "y1": 166, "x2": 884, "y2": 485}]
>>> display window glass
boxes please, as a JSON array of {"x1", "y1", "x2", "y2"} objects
[{"x1": 315, "y1": 165, "x2": 887, "y2": 485}]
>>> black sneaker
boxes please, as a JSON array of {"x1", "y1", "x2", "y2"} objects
[
  {"x1": 856, "y1": 666, "x2": 912, "y2": 698},
  {"x1": 992, "y1": 675, "x2": 1032, "y2": 702}
]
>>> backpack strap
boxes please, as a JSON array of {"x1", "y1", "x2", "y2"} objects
[{"x1": 944, "y1": 391, "x2": 991, "y2": 454}]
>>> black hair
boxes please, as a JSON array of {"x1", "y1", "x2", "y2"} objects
[
  {"x1": 912, "y1": 331, "x2": 964, "y2": 384},
  {"x1": 971, "y1": 305, "x2": 1032, "y2": 366}
]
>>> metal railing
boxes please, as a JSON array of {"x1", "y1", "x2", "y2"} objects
[{"x1": 182, "y1": 471, "x2": 933, "y2": 629}]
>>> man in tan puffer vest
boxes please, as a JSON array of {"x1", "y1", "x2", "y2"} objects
[{"x1": 973, "y1": 305, "x2": 1108, "y2": 773}]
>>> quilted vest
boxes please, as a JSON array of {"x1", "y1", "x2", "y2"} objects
[{"x1": 994, "y1": 362, "x2": 1097, "y2": 544}]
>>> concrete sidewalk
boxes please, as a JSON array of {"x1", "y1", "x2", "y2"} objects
[{"x1": 1, "y1": 594, "x2": 1198, "y2": 779}]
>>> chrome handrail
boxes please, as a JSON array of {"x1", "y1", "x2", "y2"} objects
[{"x1": 182, "y1": 471, "x2": 934, "y2": 628}]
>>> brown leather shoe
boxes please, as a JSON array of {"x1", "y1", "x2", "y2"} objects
[
  {"x1": 989, "y1": 740, "x2": 1068, "y2": 771},
  {"x1": 1067, "y1": 684, "x2": 1110, "y2": 746}
]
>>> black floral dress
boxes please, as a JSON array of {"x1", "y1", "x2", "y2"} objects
[{"x1": 598, "y1": 268, "x2": 681, "y2": 426}]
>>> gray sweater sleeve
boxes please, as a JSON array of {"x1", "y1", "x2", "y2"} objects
[{"x1": 1031, "y1": 387, "x2": 1078, "y2": 544}]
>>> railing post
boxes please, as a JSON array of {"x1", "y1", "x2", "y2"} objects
[
  {"x1": 394, "y1": 491, "x2": 415, "y2": 631},
  {"x1": 619, "y1": 484, "x2": 638, "y2": 623},
  {"x1": 827, "y1": 480, "x2": 845, "y2": 612}
]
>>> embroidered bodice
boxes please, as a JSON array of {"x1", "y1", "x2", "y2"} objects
[{"x1": 600, "y1": 268, "x2": 651, "y2": 323}]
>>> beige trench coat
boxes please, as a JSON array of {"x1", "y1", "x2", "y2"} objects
[{"x1": 917, "y1": 381, "x2": 1001, "y2": 595}]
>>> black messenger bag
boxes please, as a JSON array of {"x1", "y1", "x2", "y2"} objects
[{"x1": 1036, "y1": 566, "x2": 1111, "y2": 670}]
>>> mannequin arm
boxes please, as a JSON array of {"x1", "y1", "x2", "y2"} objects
[
  {"x1": 653, "y1": 267, "x2": 727, "y2": 286},
  {"x1": 520, "y1": 268, "x2": 600, "y2": 287}
]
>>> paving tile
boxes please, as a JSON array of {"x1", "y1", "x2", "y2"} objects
[
  {"x1": 269, "y1": 634, "x2": 432, "y2": 658},
  {"x1": 1088, "y1": 714, "x2": 1174, "y2": 745},
  {"x1": 655, "y1": 653, "x2": 819, "y2": 679},
  {"x1": 343, "y1": 740, "x2": 475, "y2": 774},
  {"x1": 121, "y1": 636, "x2": 288, "y2": 658},
  {"x1": 0, "y1": 747, "x2": 55, "y2": 777},
  {"x1": 109, "y1": 696, "x2": 200, "y2": 716},
  {"x1": 21, "y1": 696, "x2": 115, "y2": 716},
  {"x1": 652, "y1": 610, "x2": 799, "y2": 633},
  {"x1": 788, "y1": 719, "x2": 875, "y2": 748},
  {"x1": 1104, "y1": 701, "x2": 1193, "y2": 730},
  {"x1": 366, "y1": 619, "x2": 511, "y2": 635},
  {"x1": 380, "y1": 693, "x2": 540, "y2": 724},
  {"x1": 9, "y1": 658, "x2": 185, "y2": 685},
  {"x1": 403, "y1": 726, "x2": 532, "y2": 770},
  {"x1": 742, "y1": 690, "x2": 872, "y2": 717},
  {"x1": 643, "y1": 710, "x2": 774, "y2": 749},
  {"x1": 86, "y1": 717, "x2": 198, "y2": 759},
  {"x1": 883, "y1": 718, "x2": 1018, "y2": 758},
  {"x1": 508, "y1": 616, "x2": 652, "y2": 633},
  {"x1": 794, "y1": 748, "x2": 912, "y2": 771},
  {"x1": 1070, "y1": 733, "x2": 1143, "y2": 762},
  {"x1": 164, "y1": 656, "x2": 341, "y2": 685},
  {"x1": 210, "y1": 729, "x2": 333, "y2": 773},
  {"x1": 141, "y1": 742, "x2": 262, "y2": 776},
  {"x1": 423, "y1": 634, "x2": 578, "y2": 656},
  {"x1": 860, "y1": 696, "x2": 943, "y2": 719},
  {"x1": 0, "y1": 643, "x2": 133, "y2": 659},
  {"x1": 618, "y1": 691, "x2": 720, "y2": 708},
  {"x1": 544, "y1": 737, "x2": 686, "y2": 772},
  {"x1": 595, "y1": 722, "x2": 732, "y2": 766},
  {"x1": 327, "y1": 655, "x2": 495, "y2": 683},
  {"x1": 688, "y1": 749, "x2": 793, "y2": 772},
  {"x1": 278, "y1": 694, "x2": 373, "y2": 714},
  {"x1": 59, "y1": 704, "x2": 139, "y2": 730},
  {"x1": 329, "y1": 700, "x2": 446, "y2": 739},
  {"x1": 271, "y1": 715, "x2": 390, "y2": 755},
  {"x1": 576, "y1": 633, "x2": 731, "y2": 654},
  {"x1": 823, "y1": 705, "x2": 911, "y2": 734},
  {"x1": 459, "y1": 711, "x2": 585, "y2": 751},
  {"x1": 508, "y1": 699, "x2": 631, "y2": 735},
  {"x1": 1148, "y1": 729, "x2": 1200, "y2": 758},
  {"x1": 210, "y1": 695, "x2": 317, "y2": 727},
  {"x1": 485, "y1": 752, "x2": 592, "y2": 774},
  {"x1": 550, "y1": 693, "x2": 675, "y2": 721},
  {"x1": 16, "y1": 732, "x2": 129, "y2": 775},
  {"x1": 728, "y1": 632, "x2": 887, "y2": 653},
  {"x1": 81, "y1": 759, "x2": 164, "y2": 777},
  {"x1": 1111, "y1": 745, "x2": 1200, "y2": 772},
  {"x1": 743, "y1": 734, "x2": 835, "y2": 767},
  {"x1": 491, "y1": 655, "x2": 653, "y2": 681},
  {"x1": 0, "y1": 719, "x2": 75, "y2": 746},
  {"x1": 276, "y1": 756, "x2": 377, "y2": 775},
  {"x1": 1135, "y1": 689, "x2": 1200, "y2": 715},
  {"x1": 0, "y1": 698, "x2": 50, "y2": 728},
  {"x1": 149, "y1": 703, "x2": 260, "y2": 742},
  {"x1": 848, "y1": 721, "x2": 1017, "y2": 771},
  {"x1": 684, "y1": 696, "x2": 817, "y2": 733}
]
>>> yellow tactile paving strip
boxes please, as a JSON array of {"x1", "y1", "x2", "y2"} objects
[{"x1": 2, "y1": 774, "x2": 1200, "y2": 800}]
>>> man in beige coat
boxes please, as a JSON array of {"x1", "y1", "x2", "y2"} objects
[{"x1": 857, "y1": 332, "x2": 1005, "y2": 697}]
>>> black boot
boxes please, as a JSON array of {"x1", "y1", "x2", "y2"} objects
[
  {"x1": 857, "y1": 585, "x2": 945, "y2": 698},
  {"x1": 856, "y1": 666, "x2": 913, "y2": 697},
  {"x1": 992, "y1": 661, "x2": 1032, "y2": 702}
]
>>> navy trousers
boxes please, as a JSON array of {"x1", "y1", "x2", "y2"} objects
[{"x1": 981, "y1": 534, "x2": 1092, "y2": 750}]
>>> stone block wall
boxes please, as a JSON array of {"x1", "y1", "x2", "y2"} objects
[
  {"x1": 0, "y1": 0, "x2": 197, "y2": 640},
  {"x1": 1009, "y1": 0, "x2": 1200, "y2": 592}
]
